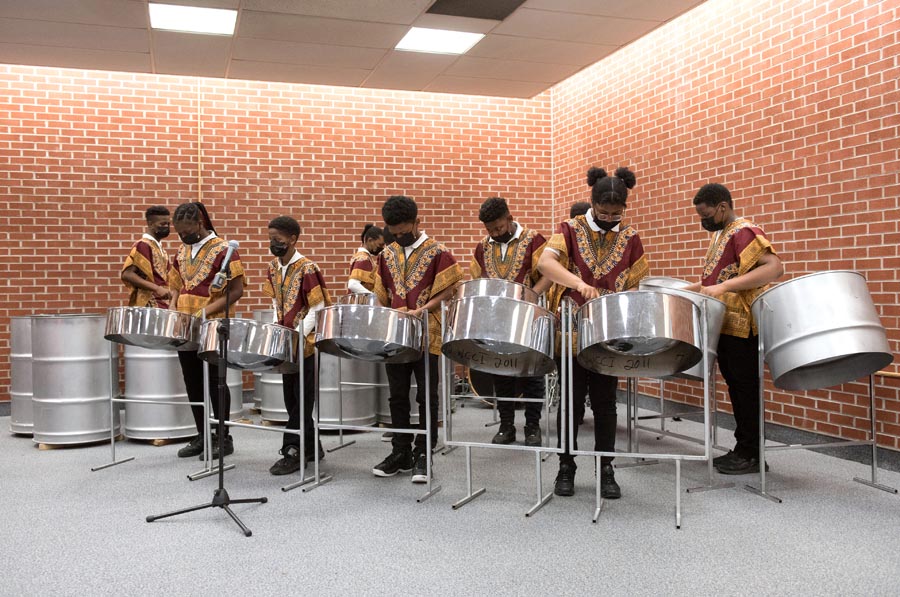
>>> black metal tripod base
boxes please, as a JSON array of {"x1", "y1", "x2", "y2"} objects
[{"x1": 146, "y1": 488, "x2": 268, "y2": 537}]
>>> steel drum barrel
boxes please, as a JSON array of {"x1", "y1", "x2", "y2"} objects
[
  {"x1": 318, "y1": 353, "x2": 377, "y2": 427},
  {"x1": 31, "y1": 314, "x2": 120, "y2": 445},
  {"x1": 577, "y1": 291, "x2": 702, "y2": 378},
  {"x1": 752, "y1": 270, "x2": 893, "y2": 391},
  {"x1": 638, "y1": 279, "x2": 726, "y2": 382},
  {"x1": 10, "y1": 316, "x2": 34, "y2": 435},
  {"x1": 123, "y1": 345, "x2": 194, "y2": 440},
  {"x1": 227, "y1": 368, "x2": 243, "y2": 420}
]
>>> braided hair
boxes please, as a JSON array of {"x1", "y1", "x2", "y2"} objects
[{"x1": 173, "y1": 202, "x2": 215, "y2": 234}]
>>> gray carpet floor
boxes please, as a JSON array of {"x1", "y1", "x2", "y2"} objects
[{"x1": 3, "y1": 404, "x2": 900, "y2": 597}]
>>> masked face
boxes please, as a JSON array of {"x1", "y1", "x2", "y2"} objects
[
  {"x1": 591, "y1": 206, "x2": 623, "y2": 232},
  {"x1": 699, "y1": 203, "x2": 726, "y2": 232},
  {"x1": 491, "y1": 230, "x2": 515, "y2": 244},
  {"x1": 366, "y1": 237, "x2": 385, "y2": 255},
  {"x1": 389, "y1": 221, "x2": 419, "y2": 248},
  {"x1": 148, "y1": 215, "x2": 171, "y2": 240},
  {"x1": 180, "y1": 231, "x2": 201, "y2": 245},
  {"x1": 485, "y1": 215, "x2": 515, "y2": 244},
  {"x1": 175, "y1": 220, "x2": 203, "y2": 245},
  {"x1": 269, "y1": 241, "x2": 289, "y2": 257},
  {"x1": 395, "y1": 232, "x2": 416, "y2": 247}
]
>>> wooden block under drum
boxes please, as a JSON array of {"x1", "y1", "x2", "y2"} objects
[
  {"x1": 261, "y1": 419, "x2": 286, "y2": 427},
  {"x1": 38, "y1": 434, "x2": 124, "y2": 450}
]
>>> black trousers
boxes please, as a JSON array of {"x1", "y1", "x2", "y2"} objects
[
  {"x1": 491, "y1": 373, "x2": 543, "y2": 427},
  {"x1": 716, "y1": 333, "x2": 761, "y2": 456},
  {"x1": 385, "y1": 353, "x2": 439, "y2": 453},
  {"x1": 556, "y1": 358, "x2": 618, "y2": 466},
  {"x1": 282, "y1": 354, "x2": 316, "y2": 452},
  {"x1": 177, "y1": 349, "x2": 229, "y2": 436}
]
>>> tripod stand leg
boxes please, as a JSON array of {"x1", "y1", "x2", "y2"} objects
[
  {"x1": 147, "y1": 502, "x2": 214, "y2": 522},
  {"x1": 222, "y1": 505, "x2": 252, "y2": 537}
]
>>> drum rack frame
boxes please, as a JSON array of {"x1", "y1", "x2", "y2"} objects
[
  {"x1": 440, "y1": 303, "x2": 564, "y2": 518},
  {"x1": 299, "y1": 309, "x2": 441, "y2": 503},
  {"x1": 92, "y1": 315, "x2": 237, "y2": 481},
  {"x1": 745, "y1": 298, "x2": 898, "y2": 502},
  {"x1": 563, "y1": 298, "x2": 719, "y2": 529}
]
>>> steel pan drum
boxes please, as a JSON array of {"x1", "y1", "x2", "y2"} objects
[
  {"x1": 577, "y1": 290, "x2": 702, "y2": 378},
  {"x1": 454, "y1": 278, "x2": 539, "y2": 304},
  {"x1": 316, "y1": 304, "x2": 423, "y2": 363},
  {"x1": 638, "y1": 279, "x2": 726, "y2": 382},
  {"x1": 442, "y1": 278, "x2": 556, "y2": 376},
  {"x1": 198, "y1": 318, "x2": 297, "y2": 372},
  {"x1": 10, "y1": 316, "x2": 34, "y2": 435},
  {"x1": 104, "y1": 306, "x2": 200, "y2": 351},
  {"x1": 752, "y1": 270, "x2": 893, "y2": 391}
]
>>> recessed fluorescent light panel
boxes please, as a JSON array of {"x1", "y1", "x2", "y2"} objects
[
  {"x1": 395, "y1": 27, "x2": 484, "y2": 55},
  {"x1": 149, "y1": 3, "x2": 237, "y2": 35}
]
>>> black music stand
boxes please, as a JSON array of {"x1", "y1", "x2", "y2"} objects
[{"x1": 147, "y1": 277, "x2": 267, "y2": 536}]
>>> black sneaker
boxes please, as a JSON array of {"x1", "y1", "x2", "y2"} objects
[
  {"x1": 716, "y1": 455, "x2": 769, "y2": 475},
  {"x1": 554, "y1": 462, "x2": 576, "y2": 496},
  {"x1": 269, "y1": 445, "x2": 302, "y2": 476},
  {"x1": 411, "y1": 451, "x2": 429, "y2": 484},
  {"x1": 177, "y1": 435, "x2": 204, "y2": 458},
  {"x1": 524, "y1": 424, "x2": 541, "y2": 447},
  {"x1": 600, "y1": 463, "x2": 621, "y2": 499},
  {"x1": 203, "y1": 434, "x2": 234, "y2": 460},
  {"x1": 381, "y1": 431, "x2": 394, "y2": 442},
  {"x1": 372, "y1": 451, "x2": 413, "y2": 477},
  {"x1": 713, "y1": 450, "x2": 738, "y2": 466},
  {"x1": 491, "y1": 424, "x2": 516, "y2": 445}
]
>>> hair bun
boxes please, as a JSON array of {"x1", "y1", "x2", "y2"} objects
[
  {"x1": 586, "y1": 167, "x2": 607, "y2": 187},
  {"x1": 614, "y1": 167, "x2": 636, "y2": 189},
  {"x1": 363, "y1": 223, "x2": 374, "y2": 234}
]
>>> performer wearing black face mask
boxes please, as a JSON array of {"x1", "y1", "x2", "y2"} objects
[
  {"x1": 121, "y1": 205, "x2": 173, "y2": 309},
  {"x1": 263, "y1": 216, "x2": 332, "y2": 475},
  {"x1": 348, "y1": 224, "x2": 386, "y2": 295},
  {"x1": 685, "y1": 183, "x2": 784, "y2": 475},
  {"x1": 471, "y1": 196, "x2": 553, "y2": 447},
  {"x1": 169, "y1": 202, "x2": 245, "y2": 459},
  {"x1": 538, "y1": 166, "x2": 649, "y2": 500}
]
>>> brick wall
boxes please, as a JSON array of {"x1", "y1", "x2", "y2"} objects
[
  {"x1": 0, "y1": 66, "x2": 553, "y2": 392},
  {"x1": 551, "y1": 0, "x2": 900, "y2": 448}
]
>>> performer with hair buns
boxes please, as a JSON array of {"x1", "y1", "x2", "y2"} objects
[
  {"x1": 471, "y1": 196, "x2": 552, "y2": 446},
  {"x1": 121, "y1": 206, "x2": 173, "y2": 308},
  {"x1": 372, "y1": 195, "x2": 463, "y2": 482},
  {"x1": 348, "y1": 224, "x2": 386, "y2": 294},
  {"x1": 538, "y1": 167, "x2": 649, "y2": 498},
  {"x1": 263, "y1": 216, "x2": 331, "y2": 475},
  {"x1": 688, "y1": 183, "x2": 783, "y2": 475},
  {"x1": 168, "y1": 202, "x2": 245, "y2": 459}
]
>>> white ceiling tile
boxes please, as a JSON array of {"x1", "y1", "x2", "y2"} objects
[
  {"x1": 232, "y1": 37, "x2": 387, "y2": 69},
  {"x1": 229, "y1": 59, "x2": 371, "y2": 87},
  {"x1": 412, "y1": 13, "x2": 499, "y2": 34},
  {"x1": 468, "y1": 34, "x2": 615, "y2": 66},
  {"x1": 523, "y1": 0, "x2": 705, "y2": 22},
  {"x1": 0, "y1": 17, "x2": 148, "y2": 52},
  {"x1": 446, "y1": 56, "x2": 579, "y2": 83},
  {"x1": 239, "y1": 10, "x2": 409, "y2": 48},
  {"x1": 426, "y1": 75, "x2": 548, "y2": 98},
  {"x1": 243, "y1": 0, "x2": 432, "y2": 25},
  {"x1": 152, "y1": 0, "x2": 240, "y2": 8},
  {"x1": 494, "y1": 8, "x2": 659, "y2": 45},
  {"x1": 0, "y1": 0, "x2": 147, "y2": 28},
  {"x1": 0, "y1": 42, "x2": 151, "y2": 72},
  {"x1": 153, "y1": 31, "x2": 231, "y2": 77},
  {"x1": 362, "y1": 50, "x2": 458, "y2": 90}
]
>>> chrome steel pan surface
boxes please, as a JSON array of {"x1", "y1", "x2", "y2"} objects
[
  {"x1": 454, "y1": 278, "x2": 539, "y2": 304},
  {"x1": 198, "y1": 318, "x2": 298, "y2": 372},
  {"x1": 752, "y1": 270, "x2": 892, "y2": 391},
  {"x1": 442, "y1": 295, "x2": 555, "y2": 376},
  {"x1": 577, "y1": 290, "x2": 702, "y2": 378},
  {"x1": 104, "y1": 306, "x2": 200, "y2": 351},
  {"x1": 315, "y1": 304, "x2": 423, "y2": 364}
]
